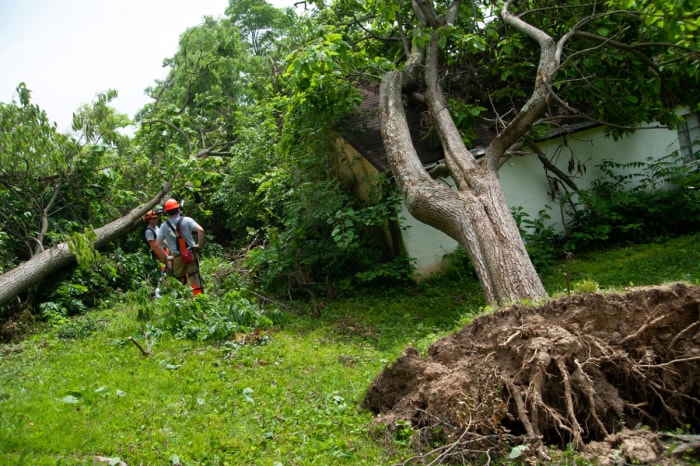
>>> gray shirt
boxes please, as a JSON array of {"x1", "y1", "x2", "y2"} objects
[
  {"x1": 145, "y1": 225, "x2": 159, "y2": 242},
  {"x1": 157, "y1": 216, "x2": 202, "y2": 253}
]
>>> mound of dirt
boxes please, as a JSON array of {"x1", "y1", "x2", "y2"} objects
[{"x1": 363, "y1": 282, "x2": 700, "y2": 464}]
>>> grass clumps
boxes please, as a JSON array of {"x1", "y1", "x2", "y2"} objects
[{"x1": 1, "y1": 233, "x2": 700, "y2": 464}]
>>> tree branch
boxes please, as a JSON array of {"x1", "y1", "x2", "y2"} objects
[
  {"x1": 525, "y1": 140, "x2": 579, "y2": 191},
  {"x1": 148, "y1": 118, "x2": 192, "y2": 153},
  {"x1": 491, "y1": 1, "x2": 558, "y2": 171},
  {"x1": 129, "y1": 337, "x2": 150, "y2": 357}
]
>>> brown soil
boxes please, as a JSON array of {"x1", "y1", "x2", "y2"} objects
[{"x1": 363, "y1": 282, "x2": 700, "y2": 464}]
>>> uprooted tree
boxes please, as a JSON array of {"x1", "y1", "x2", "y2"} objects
[
  {"x1": 302, "y1": 0, "x2": 700, "y2": 306},
  {"x1": 0, "y1": 188, "x2": 169, "y2": 308},
  {"x1": 363, "y1": 282, "x2": 700, "y2": 463}
]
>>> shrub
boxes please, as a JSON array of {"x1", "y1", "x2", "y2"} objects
[
  {"x1": 563, "y1": 152, "x2": 700, "y2": 250},
  {"x1": 510, "y1": 151, "x2": 700, "y2": 266},
  {"x1": 513, "y1": 206, "x2": 563, "y2": 274},
  {"x1": 134, "y1": 280, "x2": 284, "y2": 341}
]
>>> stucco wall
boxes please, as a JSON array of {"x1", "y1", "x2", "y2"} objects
[
  {"x1": 405, "y1": 124, "x2": 683, "y2": 277},
  {"x1": 499, "y1": 125, "x2": 681, "y2": 233}
]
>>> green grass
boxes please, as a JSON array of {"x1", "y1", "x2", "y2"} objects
[
  {"x1": 541, "y1": 233, "x2": 700, "y2": 293},
  {"x1": 1, "y1": 233, "x2": 699, "y2": 465}
]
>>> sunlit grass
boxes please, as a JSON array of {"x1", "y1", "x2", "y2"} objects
[
  {"x1": 1, "y1": 233, "x2": 699, "y2": 464},
  {"x1": 542, "y1": 233, "x2": 700, "y2": 294}
]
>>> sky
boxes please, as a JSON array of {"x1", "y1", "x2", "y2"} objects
[{"x1": 0, "y1": 0, "x2": 292, "y2": 133}]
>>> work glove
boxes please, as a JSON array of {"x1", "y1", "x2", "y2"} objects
[{"x1": 191, "y1": 245, "x2": 202, "y2": 253}]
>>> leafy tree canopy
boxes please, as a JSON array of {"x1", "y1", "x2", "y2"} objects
[
  {"x1": 298, "y1": 0, "x2": 699, "y2": 140},
  {"x1": 0, "y1": 84, "x2": 143, "y2": 270}
]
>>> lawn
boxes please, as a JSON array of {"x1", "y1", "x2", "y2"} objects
[{"x1": 1, "y1": 233, "x2": 699, "y2": 465}]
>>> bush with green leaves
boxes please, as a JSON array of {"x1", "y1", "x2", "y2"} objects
[
  {"x1": 35, "y1": 247, "x2": 154, "y2": 318},
  {"x1": 563, "y1": 151, "x2": 700, "y2": 250},
  {"x1": 512, "y1": 206, "x2": 563, "y2": 274},
  {"x1": 246, "y1": 174, "x2": 413, "y2": 297},
  {"x1": 134, "y1": 280, "x2": 285, "y2": 341},
  {"x1": 215, "y1": 118, "x2": 413, "y2": 297},
  {"x1": 508, "y1": 151, "x2": 700, "y2": 273}
]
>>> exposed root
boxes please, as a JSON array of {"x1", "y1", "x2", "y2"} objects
[
  {"x1": 671, "y1": 321, "x2": 700, "y2": 349},
  {"x1": 364, "y1": 283, "x2": 700, "y2": 464}
]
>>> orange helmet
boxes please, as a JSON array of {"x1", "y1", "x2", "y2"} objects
[
  {"x1": 141, "y1": 210, "x2": 159, "y2": 222},
  {"x1": 164, "y1": 199, "x2": 180, "y2": 212}
]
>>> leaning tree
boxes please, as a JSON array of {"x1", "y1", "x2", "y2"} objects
[
  {"x1": 0, "y1": 85, "x2": 174, "y2": 308},
  {"x1": 300, "y1": 0, "x2": 699, "y2": 306}
]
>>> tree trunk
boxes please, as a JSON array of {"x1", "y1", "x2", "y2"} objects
[
  {"x1": 375, "y1": 0, "x2": 564, "y2": 307},
  {"x1": 380, "y1": 71, "x2": 546, "y2": 307},
  {"x1": 0, "y1": 183, "x2": 172, "y2": 308}
]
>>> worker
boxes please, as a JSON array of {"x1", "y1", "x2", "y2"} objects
[
  {"x1": 141, "y1": 209, "x2": 171, "y2": 272},
  {"x1": 155, "y1": 199, "x2": 205, "y2": 296}
]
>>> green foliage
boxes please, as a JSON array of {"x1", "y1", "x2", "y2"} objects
[
  {"x1": 507, "y1": 151, "x2": 700, "y2": 276},
  {"x1": 353, "y1": 255, "x2": 415, "y2": 286},
  {"x1": 138, "y1": 17, "x2": 247, "y2": 148},
  {"x1": 0, "y1": 82, "x2": 148, "y2": 292},
  {"x1": 0, "y1": 230, "x2": 9, "y2": 274},
  {"x1": 198, "y1": 13, "x2": 415, "y2": 296},
  {"x1": 134, "y1": 6, "x2": 385, "y2": 302},
  {"x1": 439, "y1": 246, "x2": 479, "y2": 283},
  {"x1": 134, "y1": 280, "x2": 284, "y2": 341},
  {"x1": 34, "y1": 247, "x2": 153, "y2": 324},
  {"x1": 72, "y1": 89, "x2": 131, "y2": 151},
  {"x1": 39, "y1": 282, "x2": 88, "y2": 325},
  {"x1": 564, "y1": 152, "x2": 700, "y2": 250},
  {"x1": 67, "y1": 227, "x2": 100, "y2": 269},
  {"x1": 542, "y1": 233, "x2": 700, "y2": 293},
  {"x1": 0, "y1": 86, "x2": 153, "y2": 321},
  {"x1": 572, "y1": 279, "x2": 600, "y2": 293},
  {"x1": 54, "y1": 313, "x2": 101, "y2": 340},
  {"x1": 226, "y1": 0, "x2": 296, "y2": 55},
  {"x1": 610, "y1": 0, "x2": 700, "y2": 50},
  {"x1": 513, "y1": 206, "x2": 562, "y2": 274},
  {"x1": 0, "y1": 84, "x2": 78, "y2": 263},
  {"x1": 1, "y1": 235, "x2": 699, "y2": 464},
  {"x1": 393, "y1": 419, "x2": 415, "y2": 446},
  {"x1": 513, "y1": 0, "x2": 698, "y2": 129},
  {"x1": 242, "y1": 169, "x2": 411, "y2": 296},
  {"x1": 446, "y1": 100, "x2": 487, "y2": 146}
]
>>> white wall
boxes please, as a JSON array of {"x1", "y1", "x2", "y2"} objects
[
  {"x1": 405, "y1": 124, "x2": 683, "y2": 276},
  {"x1": 399, "y1": 178, "x2": 459, "y2": 278},
  {"x1": 499, "y1": 125, "x2": 680, "y2": 233}
]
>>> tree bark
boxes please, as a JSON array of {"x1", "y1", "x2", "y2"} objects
[
  {"x1": 380, "y1": 71, "x2": 546, "y2": 306},
  {"x1": 378, "y1": 0, "x2": 556, "y2": 306},
  {"x1": 0, "y1": 183, "x2": 172, "y2": 307}
]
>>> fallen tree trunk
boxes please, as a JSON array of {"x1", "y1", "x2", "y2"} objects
[{"x1": 0, "y1": 183, "x2": 171, "y2": 308}]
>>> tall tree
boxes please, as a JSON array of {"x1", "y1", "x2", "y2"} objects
[
  {"x1": 293, "y1": 0, "x2": 700, "y2": 306},
  {"x1": 226, "y1": 0, "x2": 295, "y2": 56},
  {"x1": 135, "y1": 16, "x2": 254, "y2": 203}
]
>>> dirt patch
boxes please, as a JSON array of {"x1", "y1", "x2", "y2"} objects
[{"x1": 363, "y1": 282, "x2": 700, "y2": 464}]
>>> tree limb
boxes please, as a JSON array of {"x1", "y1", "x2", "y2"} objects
[
  {"x1": 129, "y1": 337, "x2": 150, "y2": 357},
  {"x1": 0, "y1": 181, "x2": 173, "y2": 307},
  {"x1": 525, "y1": 140, "x2": 579, "y2": 191}
]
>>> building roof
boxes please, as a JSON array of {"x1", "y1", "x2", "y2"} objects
[
  {"x1": 339, "y1": 86, "x2": 597, "y2": 173},
  {"x1": 338, "y1": 87, "x2": 445, "y2": 172}
]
